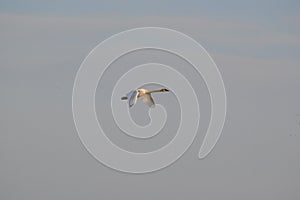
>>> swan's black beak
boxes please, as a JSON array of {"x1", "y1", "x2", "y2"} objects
[{"x1": 161, "y1": 88, "x2": 169, "y2": 92}]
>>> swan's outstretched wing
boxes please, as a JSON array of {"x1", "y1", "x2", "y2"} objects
[
  {"x1": 141, "y1": 94, "x2": 155, "y2": 107},
  {"x1": 127, "y1": 90, "x2": 138, "y2": 107}
]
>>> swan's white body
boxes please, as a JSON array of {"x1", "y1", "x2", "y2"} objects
[{"x1": 121, "y1": 88, "x2": 169, "y2": 108}]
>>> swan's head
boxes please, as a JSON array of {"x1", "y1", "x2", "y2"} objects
[{"x1": 160, "y1": 88, "x2": 169, "y2": 92}]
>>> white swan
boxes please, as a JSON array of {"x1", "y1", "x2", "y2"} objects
[{"x1": 121, "y1": 88, "x2": 169, "y2": 108}]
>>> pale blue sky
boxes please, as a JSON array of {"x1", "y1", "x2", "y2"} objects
[
  {"x1": 1, "y1": 0, "x2": 299, "y2": 18},
  {"x1": 1, "y1": 1, "x2": 300, "y2": 200},
  {"x1": 1, "y1": 0, "x2": 299, "y2": 60}
]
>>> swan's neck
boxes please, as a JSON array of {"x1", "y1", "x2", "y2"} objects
[{"x1": 148, "y1": 89, "x2": 163, "y2": 93}]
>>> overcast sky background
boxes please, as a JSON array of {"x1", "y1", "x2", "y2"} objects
[{"x1": 1, "y1": 1, "x2": 300, "y2": 200}]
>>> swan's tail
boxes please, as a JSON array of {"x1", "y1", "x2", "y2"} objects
[{"x1": 121, "y1": 96, "x2": 128, "y2": 100}]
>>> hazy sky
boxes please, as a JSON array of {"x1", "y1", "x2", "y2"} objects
[{"x1": 1, "y1": 1, "x2": 300, "y2": 200}]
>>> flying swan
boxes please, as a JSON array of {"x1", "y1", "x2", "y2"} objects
[{"x1": 121, "y1": 88, "x2": 169, "y2": 108}]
